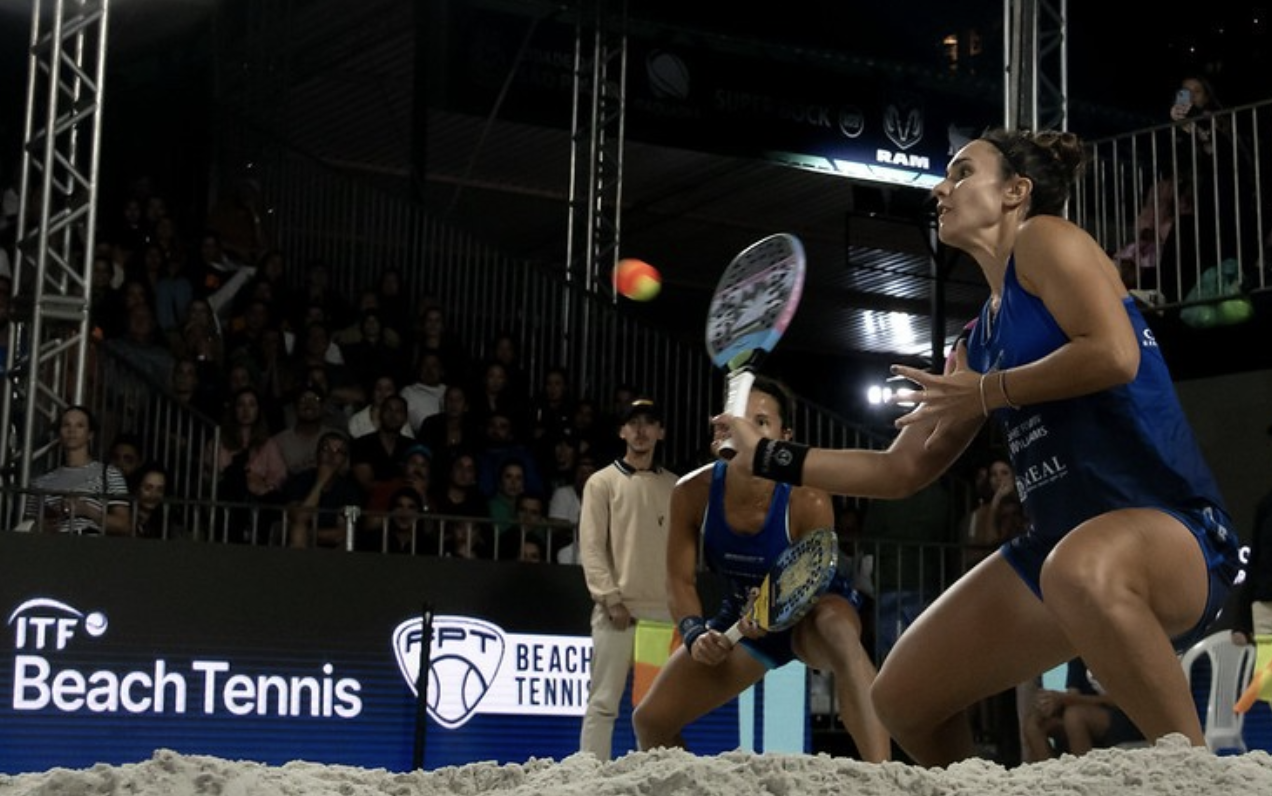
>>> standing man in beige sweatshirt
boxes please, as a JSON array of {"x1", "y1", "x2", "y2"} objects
[{"x1": 578, "y1": 398, "x2": 678, "y2": 759}]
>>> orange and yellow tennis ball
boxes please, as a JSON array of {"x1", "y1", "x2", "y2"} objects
[{"x1": 612, "y1": 258, "x2": 662, "y2": 301}]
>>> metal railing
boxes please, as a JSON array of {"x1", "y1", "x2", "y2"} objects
[
  {"x1": 1074, "y1": 99, "x2": 1270, "y2": 311},
  {"x1": 0, "y1": 484, "x2": 967, "y2": 655},
  {"x1": 86, "y1": 347, "x2": 221, "y2": 503}
]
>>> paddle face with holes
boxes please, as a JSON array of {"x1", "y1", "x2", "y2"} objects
[
  {"x1": 705, "y1": 233, "x2": 806, "y2": 457},
  {"x1": 723, "y1": 527, "x2": 839, "y2": 643}
]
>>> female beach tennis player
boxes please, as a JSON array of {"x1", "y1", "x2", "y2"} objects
[
  {"x1": 632, "y1": 376, "x2": 891, "y2": 761},
  {"x1": 715, "y1": 129, "x2": 1241, "y2": 766}
]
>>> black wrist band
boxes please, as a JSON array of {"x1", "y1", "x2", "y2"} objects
[
  {"x1": 678, "y1": 615, "x2": 707, "y2": 653},
  {"x1": 752, "y1": 439, "x2": 809, "y2": 485}
]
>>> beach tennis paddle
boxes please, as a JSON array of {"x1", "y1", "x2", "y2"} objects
[
  {"x1": 705, "y1": 233, "x2": 806, "y2": 458},
  {"x1": 723, "y1": 527, "x2": 838, "y2": 643}
]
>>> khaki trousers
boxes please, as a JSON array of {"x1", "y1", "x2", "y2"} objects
[{"x1": 578, "y1": 602, "x2": 636, "y2": 760}]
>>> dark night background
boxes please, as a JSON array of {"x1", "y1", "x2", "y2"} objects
[{"x1": 2, "y1": 1, "x2": 1270, "y2": 210}]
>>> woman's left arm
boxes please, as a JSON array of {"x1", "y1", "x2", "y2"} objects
[
  {"x1": 790, "y1": 486, "x2": 835, "y2": 535},
  {"x1": 991, "y1": 217, "x2": 1141, "y2": 408}
]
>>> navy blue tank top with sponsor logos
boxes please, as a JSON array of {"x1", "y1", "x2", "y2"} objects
[
  {"x1": 966, "y1": 256, "x2": 1228, "y2": 543},
  {"x1": 703, "y1": 460, "x2": 792, "y2": 601}
]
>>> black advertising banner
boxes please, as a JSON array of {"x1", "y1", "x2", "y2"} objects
[{"x1": 0, "y1": 533, "x2": 741, "y2": 773}]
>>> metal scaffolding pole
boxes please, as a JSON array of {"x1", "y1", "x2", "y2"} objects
[
  {"x1": 564, "y1": 0, "x2": 627, "y2": 395},
  {"x1": 1004, "y1": 0, "x2": 1067, "y2": 132},
  {"x1": 1, "y1": 0, "x2": 110, "y2": 489}
]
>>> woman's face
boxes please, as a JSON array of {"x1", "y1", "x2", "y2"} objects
[
  {"x1": 173, "y1": 360, "x2": 198, "y2": 391},
  {"x1": 305, "y1": 325, "x2": 330, "y2": 355},
  {"x1": 444, "y1": 386, "x2": 467, "y2": 415},
  {"x1": 1182, "y1": 78, "x2": 1208, "y2": 108},
  {"x1": 58, "y1": 409, "x2": 93, "y2": 453},
  {"x1": 91, "y1": 258, "x2": 113, "y2": 288},
  {"x1": 372, "y1": 377, "x2": 397, "y2": 405},
  {"x1": 228, "y1": 366, "x2": 252, "y2": 392},
  {"x1": 112, "y1": 443, "x2": 141, "y2": 477},
  {"x1": 988, "y1": 460, "x2": 1015, "y2": 491},
  {"x1": 234, "y1": 392, "x2": 260, "y2": 426},
  {"x1": 187, "y1": 300, "x2": 213, "y2": 327},
  {"x1": 137, "y1": 471, "x2": 166, "y2": 510},
  {"x1": 450, "y1": 455, "x2": 476, "y2": 487},
  {"x1": 391, "y1": 494, "x2": 421, "y2": 528},
  {"x1": 932, "y1": 140, "x2": 1015, "y2": 249},
  {"x1": 123, "y1": 282, "x2": 148, "y2": 311},
  {"x1": 484, "y1": 364, "x2": 507, "y2": 394}
]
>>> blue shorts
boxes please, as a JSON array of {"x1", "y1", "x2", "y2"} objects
[
  {"x1": 709, "y1": 572, "x2": 866, "y2": 669},
  {"x1": 1002, "y1": 504, "x2": 1242, "y2": 652}
]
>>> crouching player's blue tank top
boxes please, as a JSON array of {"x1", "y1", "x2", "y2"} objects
[{"x1": 700, "y1": 461, "x2": 863, "y2": 667}]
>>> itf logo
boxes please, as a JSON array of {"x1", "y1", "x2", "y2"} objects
[
  {"x1": 392, "y1": 616, "x2": 506, "y2": 729},
  {"x1": 8, "y1": 598, "x2": 108, "y2": 650}
]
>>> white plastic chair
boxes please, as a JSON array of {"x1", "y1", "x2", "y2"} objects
[{"x1": 1179, "y1": 631, "x2": 1258, "y2": 754}]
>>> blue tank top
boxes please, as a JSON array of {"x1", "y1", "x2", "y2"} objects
[
  {"x1": 702, "y1": 460, "x2": 792, "y2": 601},
  {"x1": 966, "y1": 257, "x2": 1229, "y2": 543}
]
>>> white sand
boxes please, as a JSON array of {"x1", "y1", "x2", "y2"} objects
[{"x1": 1, "y1": 735, "x2": 1269, "y2": 796}]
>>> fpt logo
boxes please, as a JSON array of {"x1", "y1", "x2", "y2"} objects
[
  {"x1": 393, "y1": 616, "x2": 506, "y2": 729},
  {"x1": 392, "y1": 616, "x2": 592, "y2": 729},
  {"x1": 8, "y1": 598, "x2": 109, "y2": 650}
]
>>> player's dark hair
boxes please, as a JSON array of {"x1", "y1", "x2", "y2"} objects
[
  {"x1": 751, "y1": 375, "x2": 796, "y2": 432},
  {"x1": 980, "y1": 128, "x2": 1087, "y2": 218}
]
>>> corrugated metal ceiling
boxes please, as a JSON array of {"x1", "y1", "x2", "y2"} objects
[{"x1": 227, "y1": 0, "x2": 989, "y2": 367}]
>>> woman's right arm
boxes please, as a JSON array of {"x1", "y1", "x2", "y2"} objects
[
  {"x1": 666, "y1": 470, "x2": 733, "y2": 665},
  {"x1": 666, "y1": 473, "x2": 707, "y2": 626}
]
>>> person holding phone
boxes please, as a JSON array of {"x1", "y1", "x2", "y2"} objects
[
  {"x1": 1153, "y1": 73, "x2": 1258, "y2": 303},
  {"x1": 1169, "y1": 76, "x2": 1222, "y2": 137}
]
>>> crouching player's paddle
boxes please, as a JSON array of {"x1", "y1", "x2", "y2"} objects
[
  {"x1": 705, "y1": 232, "x2": 805, "y2": 459},
  {"x1": 724, "y1": 527, "x2": 839, "y2": 643}
]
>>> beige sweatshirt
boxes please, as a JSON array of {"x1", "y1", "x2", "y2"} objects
[{"x1": 578, "y1": 459, "x2": 678, "y2": 621}]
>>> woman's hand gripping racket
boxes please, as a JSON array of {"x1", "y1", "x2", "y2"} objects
[
  {"x1": 723, "y1": 528, "x2": 839, "y2": 644},
  {"x1": 706, "y1": 233, "x2": 806, "y2": 458}
]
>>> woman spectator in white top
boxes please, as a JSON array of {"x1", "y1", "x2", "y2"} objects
[{"x1": 24, "y1": 405, "x2": 131, "y2": 535}]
